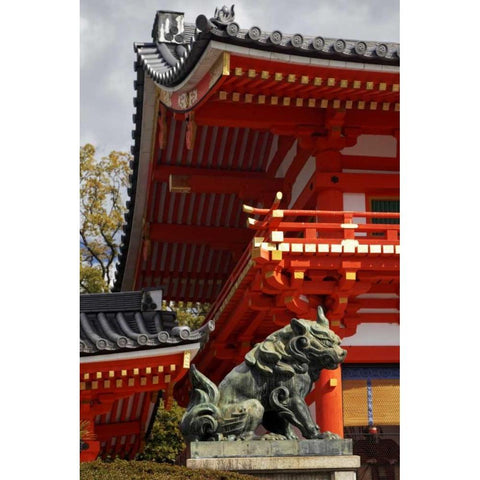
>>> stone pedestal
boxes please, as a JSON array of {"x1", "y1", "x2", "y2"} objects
[{"x1": 186, "y1": 440, "x2": 360, "y2": 480}]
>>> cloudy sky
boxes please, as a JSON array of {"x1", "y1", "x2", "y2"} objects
[{"x1": 81, "y1": 0, "x2": 399, "y2": 157}]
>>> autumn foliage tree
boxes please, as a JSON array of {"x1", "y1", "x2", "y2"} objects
[{"x1": 80, "y1": 144, "x2": 131, "y2": 293}]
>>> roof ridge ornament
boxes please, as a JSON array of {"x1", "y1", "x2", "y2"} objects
[{"x1": 211, "y1": 5, "x2": 235, "y2": 27}]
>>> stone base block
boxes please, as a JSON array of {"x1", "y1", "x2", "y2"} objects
[
  {"x1": 187, "y1": 455, "x2": 361, "y2": 480},
  {"x1": 190, "y1": 439, "x2": 353, "y2": 458}
]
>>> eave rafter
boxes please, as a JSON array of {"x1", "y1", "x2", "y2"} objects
[{"x1": 148, "y1": 223, "x2": 254, "y2": 248}]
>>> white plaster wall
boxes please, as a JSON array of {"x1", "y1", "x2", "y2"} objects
[
  {"x1": 341, "y1": 134, "x2": 397, "y2": 158},
  {"x1": 341, "y1": 323, "x2": 400, "y2": 346},
  {"x1": 343, "y1": 192, "x2": 366, "y2": 236},
  {"x1": 275, "y1": 140, "x2": 297, "y2": 178}
]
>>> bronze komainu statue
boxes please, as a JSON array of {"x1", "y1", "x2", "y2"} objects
[{"x1": 180, "y1": 307, "x2": 346, "y2": 441}]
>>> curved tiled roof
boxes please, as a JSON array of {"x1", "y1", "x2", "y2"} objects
[
  {"x1": 134, "y1": 8, "x2": 399, "y2": 89},
  {"x1": 80, "y1": 290, "x2": 214, "y2": 355}
]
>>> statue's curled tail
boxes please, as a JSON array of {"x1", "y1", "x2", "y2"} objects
[{"x1": 179, "y1": 365, "x2": 222, "y2": 441}]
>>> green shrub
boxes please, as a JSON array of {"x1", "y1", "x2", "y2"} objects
[
  {"x1": 136, "y1": 399, "x2": 185, "y2": 464},
  {"x1": 80, "y1": 459, "x2": 258, "y2": 480}
]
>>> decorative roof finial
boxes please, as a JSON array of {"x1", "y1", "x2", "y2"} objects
[{"x1": 211, "y1": 5, "x2": 235, "y2": 27}]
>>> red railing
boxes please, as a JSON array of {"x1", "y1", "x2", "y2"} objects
[{"x1": 246, "y1": 203, "x2": 400, "y2": 245}]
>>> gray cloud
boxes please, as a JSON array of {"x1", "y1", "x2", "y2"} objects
[{"x1": 81, "y1": 0, "x2": 399, "y2": 157}]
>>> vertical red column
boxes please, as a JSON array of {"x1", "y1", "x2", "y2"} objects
[{"x1": 314, "y1": 366, "x2": 344, "y2": 437}]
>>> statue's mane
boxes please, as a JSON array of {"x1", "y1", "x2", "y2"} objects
[{"x1": 244, "y1": 325, "x2": 308, "y2": 378}]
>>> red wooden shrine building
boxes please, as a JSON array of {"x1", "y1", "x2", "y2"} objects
[
  {"x1": 80, "y1": 289, "x2": 214, "y2": 461},
  {"x1": 84, "y1": 4, "x2": 400, "y2": 473}
]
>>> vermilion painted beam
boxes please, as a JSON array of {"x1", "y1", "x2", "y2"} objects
[
  {"x1": 340, "y1": 155, "x2": 399, "y2": 172},
  {"x1": 195, "y1": 102, "x2": 399, "y2": 132},
  {"x1": 168, "y1": 173, "x2": 285, "y2": 197},
  {"x1": 149, "y1": 223, "x2": 253, "y2": 248},
  {"x1": 314, "y1": 172, "x2": 399, "y2": 192},
  {"x1": 343, "y1": 345, "x2": 399, "y2": 363}
]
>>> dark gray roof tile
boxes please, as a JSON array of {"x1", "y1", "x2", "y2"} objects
[{"x1": 80, "y1": 291, "x2": 214, "y2": 356}]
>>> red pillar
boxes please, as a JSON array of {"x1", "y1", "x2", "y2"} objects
[{"x1": 314, "y1": 366, "x2": 344, "y2": 438}]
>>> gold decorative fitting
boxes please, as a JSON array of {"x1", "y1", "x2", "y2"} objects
[
  {"x1": 301, "y1": 75, "x2": 309, "y2": 84},
  {"x1": 92, "y1": 381, "x2": 98, "y2": 390},
  {"x1": 370, "y1": 102, "x2": 377, "y2": 110},
  {"x1": 329, "y1": 378, "x2": 338, "y2": 387},
  {"x1": 274, "y1": 72, "x2": 283, "y2": 81},
  {"x1": 140, "y1": 377, "x2": 147, "y2": 386},
  {"x1": 358, "y1": 101, "x2": 365, "y2": 110},
  {"x1": 296, "y1": 98, "x2": 303, "y2": 107},
  {"x1": 104, "y1": 380, "x2": 110, "y2": 388},
  {"x1": 170, "y1": 364, "x2": 177, "y2": 371},
  {"x1": 245, "y1": 93, "x2": 253, "y2": 103},
  {"x1": 258, "y1": 95, "x2": 266, "y2": 104},
  {"x1": 283, "y1": 97, "x2": 291, "y2": 106},
  {"x1": 383, "y1": 102, "x2": 390, "y2": 111},
  {"x1": 80, "y1": 382, "x2": 86, "y2": 391},
  {"x1": 395, "y1": 103, "x2": 400, "y2": 112},
  {"x1": 308, "y1": 98, "x2": 316, "y2": 107},
  {"x1": 248, "y1": 69, "x2": 256, "y2": 78},
  {"x1": 314, "y1": 77, "x2": 322, "y2": 86},
  {"x1": 83, "y1": 373, "x2": 90, "y2": 380},
  {"x1": 222, "y1": 52, "x2": 230, "y2": 75},
  {"x1": 294, "y1": 271, "x2": 305, "y2": 280},
  {"x1": 116, "y1": 379, "x2": 123, "y2": 388},
  {"x1": 366, "y1": 81, "x2": 374, "y2": 90},
  {"x1": 109, "y1": 371, "x2": 114, "y2": 378},
  {"x1": 327, "y1": 78, "x2": 335, "y2": 86},
  {"x1": 346, "y1": 272, "x2": 356, "y2": 280},
  {"x1": 353, "y1": 80, "x2": 361, "y2": 89},
  {"x1": 158, "y1": 366, "x2": 164, "y2": 372},
  {"x1": 96, "y1": 372, "x2": 102, "y2": 379},
  {"x1": 261, "y1": 70, "x2": 270, "y2": 79},
  {"x1": 318, "y1": 244, "x2": 329, "y2": 253},
  {"x1": 183, "y1": 351, "x2": 191, "y2": 369},
  {"x1": 339, "y1": 297, "x2": 348, "y2": 304},
  {"x1": 145, "y1": 367, "x2": 152, "y2": 374},
  {"x1": 333, "y1": 99, "x2": 341, "y2": 109},
  {"x1": 379, "y1": 82, "x2": 387, "y2": 91},
  {"x1": 345, "y1": 100, "x2": 353, "y2": 109},
  {"x1": 271, "y1": 250, "x2": 283, "y2": 261},
  {"x1": 234, "y1": 67, "x2": 243, "y2": 76},
  {"x1": 165, "y1": 374, "x2": 171, "y2": 383},
  {"x1": 321, "y1": 99, "x2": 328, "y2": 108},
  {"x1": 121, "y1": 370, "x2": 127, "y2": 376},
  {"x1": 271, "y1": 96, "x2": 278, "y2": 105},
  {"x1": 287, "y1": 74, "x2": 296, "y2": 83},
  {"x1": 392, "y1": 84, "x2": 400, "y2": 92},
  {"x1": 133, "y1": 368, "x2": 139, "y2": 375},
  {"x1": 128, "y1": 378, "x2": 135, "y2": 387},
  {"x1": 219, "y1": 91, "x2": 227, "y2": 100},
  {"x1": 153, "y1": 376, "x2": 159, "y2": 384},
  {"x1": 340, "y1": 79, "x2": 348, "y2": 88},
  {"x1": 232, "y1": 92, "x2": 240, "y2": 102},
  {"x1": 305, "y1": 244, "x2": 316, "y2": 253}
]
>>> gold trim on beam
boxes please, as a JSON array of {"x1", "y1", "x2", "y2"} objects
[{"x1": 223, "y1": 52, "x2": 230, "y2": 75}]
